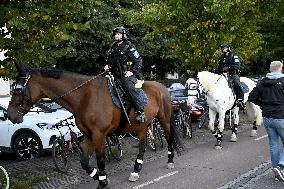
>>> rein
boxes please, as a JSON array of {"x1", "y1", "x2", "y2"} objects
[{"x1": 50, "y1": 71, "x2": 107, "y2": 102}]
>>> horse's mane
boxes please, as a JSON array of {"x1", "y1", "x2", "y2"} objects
[
  {"x1": 197, "y1": 71, "x2": 228, "y2": 91},
  {"x1": 30, "y1": 68, "x2": 64, "y2": 79}
]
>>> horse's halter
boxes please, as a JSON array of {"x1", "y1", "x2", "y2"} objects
[
  {"x1": 9, "y1": 73, "x2": 33, "y2": 115},
  {"x1": 195, "y1": 77, "x2": 208, "y2": 96}
]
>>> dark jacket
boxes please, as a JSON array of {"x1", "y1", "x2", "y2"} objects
[
  {"x1": 217, "y1": 52, "x2": 240, "y2": 75},
  {"x1": 248, "y1": 75, "x2": 284, "y2": 119},
  {"x1": 108, "y1": 40, "x2": 142, "y2": 79}
]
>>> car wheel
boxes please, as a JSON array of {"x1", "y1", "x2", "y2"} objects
[{"x1": 14, "y1": 133, "x2": 43, "y2": 161}]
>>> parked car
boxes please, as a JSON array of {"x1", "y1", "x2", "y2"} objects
[
  {"x1": 0, "y1": 96, "x2": 82, "y2": 160},
  {"x1": 170, "y1": 89, "x2": 189, "y2": 102}
]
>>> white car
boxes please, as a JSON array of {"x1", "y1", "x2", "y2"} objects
[{"x1": 0, "y1": 96, "x2": 82, "y2": 160}]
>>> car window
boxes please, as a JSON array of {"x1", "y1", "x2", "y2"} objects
[{"x1": 170, "y1": 89, "x2": 187, "y2": 97}]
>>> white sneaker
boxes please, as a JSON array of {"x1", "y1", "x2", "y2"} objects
[{"x1": 273, "y1": 166, "x2": 284, "y2": 181}]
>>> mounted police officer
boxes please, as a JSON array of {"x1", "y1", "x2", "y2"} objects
[
  {"x1": 104, "y1": 26, "x2": 146, "y2": 123},
  {"x1": 217, "y1": 44, "x2": 244, "y2": 108}
]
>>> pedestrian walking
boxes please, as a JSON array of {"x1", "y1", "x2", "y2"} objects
[{"x1": 248, "y1": 60, "x2": 284, "y2": 181}]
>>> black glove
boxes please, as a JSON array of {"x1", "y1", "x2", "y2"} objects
[{"x1": 222, "y1": 66, "x2": 230, "y2": 72}]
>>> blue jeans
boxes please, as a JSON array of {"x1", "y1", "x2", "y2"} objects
[{"x1": 263, "y1": 117, "x2": 284, "y2": 167}]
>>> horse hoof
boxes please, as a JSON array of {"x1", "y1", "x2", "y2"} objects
[
  {"x1": 129, "y1": 172, "x2": 139, "y2": 182},
  {"x1": 96, "y1": 179, "x2": 110, "y2": 189},
  {"x1": 250, "y1": 130, "x2": 257, "y2": 137},
  {"x1": 215, "y1": 146, "x2": 222, "y2": 150},
  {"x1": 230, "y1": 135, "x2": 237, "y2": 142},
  {"x1": 215, "y1": 145, "x2": 223, "y2": 150},
  {"x1": 167, "y1": 163, "x2": 175, "y2": 169},
  {"x1": 96, "y1": 184, "x2": 109, "y2": 189}
]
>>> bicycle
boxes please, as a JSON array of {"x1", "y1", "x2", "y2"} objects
[
  {"x1": 0, "y1": 166, "x2": 9, "y2": 189},
  {"x1": 52, "y1": 116, "x2": 83, "y2": 173},
  {"x1": 105, "y1": 134, "x2": 123, "y2": 162},
  {"x1": 172, "y1": 100, "x2": 193, "y2": 139},
  {"x1": 196, "y1": 95, "x2": 209, "y2": 129},
  {"x1": 146, "y1": 118, "x2": 164, "y2": 151}
]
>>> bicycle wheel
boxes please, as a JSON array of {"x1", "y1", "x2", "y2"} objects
[
  {"x1": 0, "y1": 166, "x2": 9, "y2": 189},
  {"x1": 146, "y1": 127, "x2": 157, "y2": 151},
  {"x1": 71, "y1": 133, "x2": 83, "y2": 156},
  {"x1": 183, "y1": 113, "x2": 193, "y2": 139},
  {"x1": 176, "y1": 110, "x2": 187, "y2": 137},
  {"x1": 52, "y1": 139, "x2": 71, "y2": 173},
  {"x1": 106, "y1": 135, "x2": 123, "y2": 161},
  {"x1": 152, "y1": 120, "x2": 164, "y2": 148},
  {"x1": 105, "y1": 140, "x2": 111, "y2": 162},
  {"x1": 198, "y1": 107, "x2": 209, "y2": 129}
]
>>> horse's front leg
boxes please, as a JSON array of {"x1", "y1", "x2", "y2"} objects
[
  {"x1": 129, "y1": 137, "x2": 146, "y2": 182},
  {"x1": 208, "y1": 109, "x2": 219, "y2": 147},
  {"x1": 80, "y1": 136, "x2": 108, "y2": 189},
  {"x1": 94, "y1": 146, "x2": 108, "y2": 189},
  {"x1": 80, "y1": 138, "x2": 99, "y2": 180},
  {"x1": 215, "y1": 110, "x2": 226, "y2": 149},
  {"x1": 230, "y1": 107, "x2": 239, "y2": 142}
]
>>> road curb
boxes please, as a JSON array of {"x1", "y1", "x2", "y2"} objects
[{"x1": 218, "y1": 161, "x2": 271, "y2": 189}]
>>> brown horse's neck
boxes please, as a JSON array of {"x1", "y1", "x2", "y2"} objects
[{"x1": 32, "y1": 72, "x2": 107, "y2": 114}]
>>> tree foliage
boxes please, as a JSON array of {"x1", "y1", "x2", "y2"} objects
[
  {"x1": 0, "y1": 0, "x2": 283, "y2": 79},
  {"x1": 123, "y1": 0, "x2": 264, "y2": 71},
  {"x1": 0, "y1": 0, "x2": 101, "y2": 77}
]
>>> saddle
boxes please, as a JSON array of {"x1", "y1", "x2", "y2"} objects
[{"x1": 107, "y1": 77, "x2": 148, "y2": 110}]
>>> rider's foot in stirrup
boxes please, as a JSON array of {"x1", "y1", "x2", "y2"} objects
[
  {"x1": 136, "y1": 111, "x2": 146, "y2": 123},
  {"x1": 236, "y1": 99, "x2": 245, "y2": 109}
]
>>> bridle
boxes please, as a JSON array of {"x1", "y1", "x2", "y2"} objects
[
  {"x1": 9, "y1": 73, "x2": 33, "y2": 115},
  {"x1": 195, "y1": 73, "x2": 228, "y2": 96}
]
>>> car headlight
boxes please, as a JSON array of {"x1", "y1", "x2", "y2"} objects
[{"x1": 36, "y1": 123, "x2": 48, "y2": 129}]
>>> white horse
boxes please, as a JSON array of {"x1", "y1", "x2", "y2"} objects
[{"x1": 196, "y1": 71, "x2": 262, "y2": 149}]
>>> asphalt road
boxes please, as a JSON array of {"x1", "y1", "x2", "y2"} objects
[{"x1": 76, "y1": 125, "x2": 283, "y2": 189}]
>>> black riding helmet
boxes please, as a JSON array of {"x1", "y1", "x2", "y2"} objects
[
  {"x1": 112, "y1": 26, "x2": 127, "y2": 40},
  {"x1": 220, "y1": 43, "x2": 231, "y2": 51}
]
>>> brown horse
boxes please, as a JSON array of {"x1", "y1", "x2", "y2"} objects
[{"x1": 7, "y1": 63, "x2": 184, "y2": 189}]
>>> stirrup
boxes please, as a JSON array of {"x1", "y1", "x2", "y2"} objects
[
  {"x1": 136, "y1": 111, "x2": 146, "y2": 123},
  {"x1": 236, "y1": 99, "x2": 245, "y2": 109}
]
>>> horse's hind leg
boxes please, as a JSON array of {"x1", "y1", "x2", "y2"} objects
[
  {"x1": 160, "y1": 116, "x2": 183, "y2": 169},
  {"x1": 129, "y1": 136, "x2": 146, "y2": 182},
  {"x1": 246, "y1": 102, "x2": 261, "y2": 137}
]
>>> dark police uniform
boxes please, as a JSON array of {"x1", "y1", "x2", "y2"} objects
[
  {"x1": 217, "y1": 52, "x2": 244, "y2": 102},
  {"x1": 108, "y1": 39, "x2": 145, "y2": 119}
]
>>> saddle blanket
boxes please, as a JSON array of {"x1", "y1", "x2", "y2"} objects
[{"x1": 107, "y1": 82, "x2": 148, "y2": 109}]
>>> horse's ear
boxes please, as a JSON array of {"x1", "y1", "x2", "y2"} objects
[
  {"x1": 193, "y1": 71, "x2": 198, "y2": 79},
  {"x1": 14, "y1": 62, "x2": 27, "y2": 77}
]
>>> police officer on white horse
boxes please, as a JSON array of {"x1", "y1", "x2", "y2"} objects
[{"x1": 216, "y1": 44, "x2": 244, "y2": 108}]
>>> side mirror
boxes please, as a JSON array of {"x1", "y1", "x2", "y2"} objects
[
  {"x1": 0, "y1": 109, "x2": 7, "y2": 121},
  {"x1": 188, "y1": 83, "x2": 198, "y2": 90}
]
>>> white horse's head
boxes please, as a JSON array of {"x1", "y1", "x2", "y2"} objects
[{"x1": 197, "y1": 71, "x2": 228, "y2": 93}]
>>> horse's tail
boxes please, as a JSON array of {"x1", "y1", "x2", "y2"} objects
[
  {"x1": 170, "y1": 112, "x2": 185, "y2": 156},
  {"x1": 246, "y1": 101, "x2": 263, "y2": 126}
]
